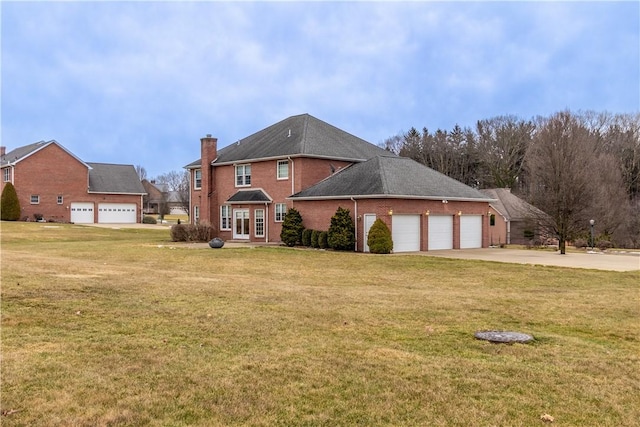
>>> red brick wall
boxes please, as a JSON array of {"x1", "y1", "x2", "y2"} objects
[
  {"x1": 2, "y1": 143, "x2": 143, "y2": 223},
  {"x1": 292, "y1": 198, "x2": 492, "y2": 252},
  {"x1": 3, "y1": 144, "x2": 89, "y2": 222}
]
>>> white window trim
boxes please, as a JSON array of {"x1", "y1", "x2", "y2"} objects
[
  {"x1": 220, "y1": 205, "x2": 231, "y2": 231},
  {"x1": 57, "y1": 195, "x2": 64, "y2": 205},
  {"x1": 235, "y1": 164, "x2": 251, "y2": 187},
  {"x1": 31, "y1": 195, "x2": 40, "y2": 204},
  {"x1": 275, "y1": 203, "x2": 287, "y2": 222},
  {"x1": 277, "y1": 160, "x2": 289, "y2": 180},
  {"x1": 254, "y1": 209, "x2": 265, "y2": 237},
  {"x1": 3, "y1": 168, "x2": 10, "y2": 182},
  {"x1": 194, "y1": 169, "x2": 202, "y2": 190},
  {"x1": 193, "y1": 205, "x2": 200, "y2": 224}
]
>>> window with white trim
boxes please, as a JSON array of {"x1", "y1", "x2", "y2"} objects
[
  {"x1": 255, "y1": 209, "x2": 265, "y2": 237},
  {"x1": 31, "y1": 195, "x2": 40, "y2": 204},
  {"x1": 220, "y1": 205, "x2": 231, "y2": 230},
  {"x1": 194, "y1": 169, "x2": 202, "y2": 189},
  {"x1": 3, "y1": 168, "x2": 10, "y2": 182},
  {"x1": 193, "y1": 205, "x2": 200, "y2": 224},
  {"x1": 275, "y1": 203, "x2": 287, "y2": 222},
  {"x1": 57, "y1": 195, "x2": 63, "y2": 205},
  {"x1": 277, "y1": 160, "x2": 289, "y2": 180},
  {"x1": 235, "y1": 164, "x2": 251, "y2": 187}
]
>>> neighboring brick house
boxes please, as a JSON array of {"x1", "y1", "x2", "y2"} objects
[
  {"x1": 141, "y1": 179, "x2": 188, "y2": 215},
  {"x1": 186, "y1": 113, "x2": 494, "y2": 252},
  {"x1": 1, "y1": 140, "x2": 146, "y2": 223},
  {"x1": 480, "y1": 188, "x2": 547, "y2": 245}
]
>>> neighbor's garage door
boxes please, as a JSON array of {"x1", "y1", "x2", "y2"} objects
[
  {"x1": 392, "y1": 215, "x2": 421, "y2": 252},
  {"x1": 428, "y1": 215, "x2": 453, "y2": 250},
  {"x1": 70, "y1": 202, "x2": 94, "y2": 224},
  {"x1": 460, "y1": 215, "x2": 483, "y2": 249},
  {"x1": 98, "y1": 203, "x2": 137, "y2": 223}
]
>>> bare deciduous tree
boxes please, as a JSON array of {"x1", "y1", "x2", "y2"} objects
[
  {"x1": 154, "y1": 170, "x2": 190, "y2": 215},
  {"x1": 526, "y1": 111, "x2": 601, "y2": 254}
]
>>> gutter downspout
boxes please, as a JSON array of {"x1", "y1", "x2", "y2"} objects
[
  {"x1": 351, "y1": 197, "x2": 358, "y2": 252},
  {"x1": 265, "y1": 202, "x2": 269, "y2": 243},
  {"x1": 288, "y1": 157, "x2": 295, "y2": 195}
]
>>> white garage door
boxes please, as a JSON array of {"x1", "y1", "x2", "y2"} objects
[
  {"x1": 428, "y1": 215, "x2": 453, "y2": 250},
  {"x1": 70, "y1": 202, "x2": 94, "y2": 224},
  {"x1": 98, "y1": 203, "x2": 137, "y2": 223},
  {"x1": 460, "y1": 215, "x2": 483, "y2": 249},
  {"x1": 392, "y1": 215, "x2": 421, "y2": 252}
]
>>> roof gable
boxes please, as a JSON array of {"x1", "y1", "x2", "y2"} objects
[
  {"x1": 291, "y1": 156, "x2": 493, "y2": 201},
  {"x1": 480, "y1": 188, "x2": 545, "y2": 220},
  {"x1": 1, "y1": 140, "x2": 89, "y2": 169},
  {"x1": 88, "y1": 163, "x2": 146, "y2": 194},
  {"x1": 214, "y1": 114, "x2": 392, "y2": 165}
]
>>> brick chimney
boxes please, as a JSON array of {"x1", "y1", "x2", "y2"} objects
[
  {"x1": 200, "y1": 134, "x2": 218, "y2": 223},
  {"x1": 0, "y1": 146, "x2": 5, "y2": 157}
]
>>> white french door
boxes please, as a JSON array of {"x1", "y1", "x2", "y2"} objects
[{"x1": 233, "y1": 209, "x2": 250, "y2": 239}]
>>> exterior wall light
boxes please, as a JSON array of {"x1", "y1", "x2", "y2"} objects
[
  {"x1": 388, "y1": 209, "x2": 393, "y2": 216},
  {"x1": 425, "y1": 210, "x2": 430, "y2": 216},
  {"x1": 457, "y1": 211, "x2": 462, "y2": 216}
]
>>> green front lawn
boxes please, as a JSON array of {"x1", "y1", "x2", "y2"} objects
[{"x1": 1, "y1": 221, "x2": 638, "y2": 426}]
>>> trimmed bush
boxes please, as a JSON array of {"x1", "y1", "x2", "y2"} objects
[
  {"x1": 327, "y1": 207, "x2": 355, "y2": 251},
  {"x1": 367, "y1": 219, "x2": 393, "y2": 254},
  {"x1": 302, "y1": 229, "x2": 312, "y2": 247},
  {"x1": 318, "y1": 231, "x2": 328, "y2": 249},
  {"x1": 597, "y1": 240, "x2": 613, "y2": 251},
  {"x1": 311, "y1": 230, "x2": 320, "y2": 248},
  {"x1": 170, "y1": 222, "x2": 215, "y2": 242},
  {"x1": 142, "y1": 216, "x2": 158, "y2": 224},
  {"x1": 280, "y1": 207, "x2": 304, "y2": 247},
  {"x1": 1, "y1": 182, "x2": 21, "y2": 221}
]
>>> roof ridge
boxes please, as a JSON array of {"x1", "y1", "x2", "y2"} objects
[{"x1": 301, "y1": 114, "x2": 310, "y2": 153}]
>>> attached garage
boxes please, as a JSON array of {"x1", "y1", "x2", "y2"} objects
[
  {"x1": 392, "y1": 215, "x2": 421, "y2": 252},
  {"x1": 98, "y1": 203, "x2": 137, "y2": 223},
  {"x1": 70, "y1": 202, "x2": 95, "y2": 224},
  {"x1": 460, "y1": 215, "x2": 483, "y2": 249},
  {"x1": 428, "y1": 215, "x2": 453, "y2": 250}
]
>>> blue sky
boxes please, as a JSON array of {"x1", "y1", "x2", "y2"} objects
[{"x1": 2, "y1": 1, "x2": 638, "y2": 178}]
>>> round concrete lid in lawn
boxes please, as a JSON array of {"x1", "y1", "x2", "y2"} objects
[{"x1": 474, "y1": 330, "x2": 534, "y2": 343}]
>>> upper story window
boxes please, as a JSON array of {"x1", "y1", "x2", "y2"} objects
[
  {"x1": 57, "y1": 195, "x2": 64, "y2": 205},
  {"x1": 235, "y1": 164, "x2": 251, "y2": 187},
  {"x1": 3, "y1": 168, "x2": 10, "y2": 182},
  {"x1": 277, "y1": 160, "x2": 289, "y2": 180},
  {"x1": 194, "y1": 169, "x2": 202, "y2": 189},
  {"x1": 31, "y1": 195, "x2": 40, "y2": 204}
]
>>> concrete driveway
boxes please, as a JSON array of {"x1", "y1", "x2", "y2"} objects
[{"x1": 423, "y1": 248, "x2": 640, "y2": 272}]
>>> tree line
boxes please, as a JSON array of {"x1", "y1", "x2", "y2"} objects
[{"x1": 382, "y1": 110, "x2": 640, "y2": 250}]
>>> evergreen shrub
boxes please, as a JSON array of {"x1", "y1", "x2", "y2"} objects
[
  {"x1": 311, "y1": 230, "x2": 320, "y2": 248},
  {"x1": 1, "y1": 182, "x2": 21, "y2": 221},
  {"x1": 280, "y1": 207, "x2": 304, "y2": 247},
  {"x1": 302, "y1": 229, "x2": 312, "y2": 247},
  {"x1": 327, "y1": 207, "x2": 355, "y2": 251},
  {"x1": 367, "y1": 218, "x2": 393, "y2": 254},
  {"x1": 318, "y1": 231, "x2": 328, "y2": 249}
]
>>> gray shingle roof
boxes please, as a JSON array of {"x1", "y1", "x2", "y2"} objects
[
  {"x1": 185, "y1": 114, "x2": 393, "y2": 168},
  {"x1": 87, "y1": 163, "x2": 146, "y2": 194},
  {"x1": 291, "y1": 156, "x2": 493, "y2": 201},
  {"x1": 1, "y1": 140, "x2": 88, "y2": 168},
  {"x1": 226, "y1": 189, "x2": 272, "y2": 203},
  {"x1": 479, "y1": 188, "x2": 545, "y2": 220}
]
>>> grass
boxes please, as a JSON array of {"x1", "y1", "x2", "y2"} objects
[{"x1": 1, "y1": 221, "x2": 639, "y2": 426}]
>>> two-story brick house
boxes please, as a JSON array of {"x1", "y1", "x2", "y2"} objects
[
  {"x1": 186, "y1": 113, "x2": 494, "y2": 252},
  {"x1": 1, "y1": 140, "x2": 146, "y2": 223}
]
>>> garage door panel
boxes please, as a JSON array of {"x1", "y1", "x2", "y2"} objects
[
  {"x1": 428, "y1": 215, "x2": 453, "y2": 250},
  {"x1": 70, "y1": 202, "x2": 94, "y2": 224},
  {"x1": 460, "y1": 215, "x2": 483, "y2": 249},
  {"x1": 392, "y1": 215, "x2": 421, "y2": 253},
  {"x1": 98, "y1": 203, "x2": 137, "y2": 223}
]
